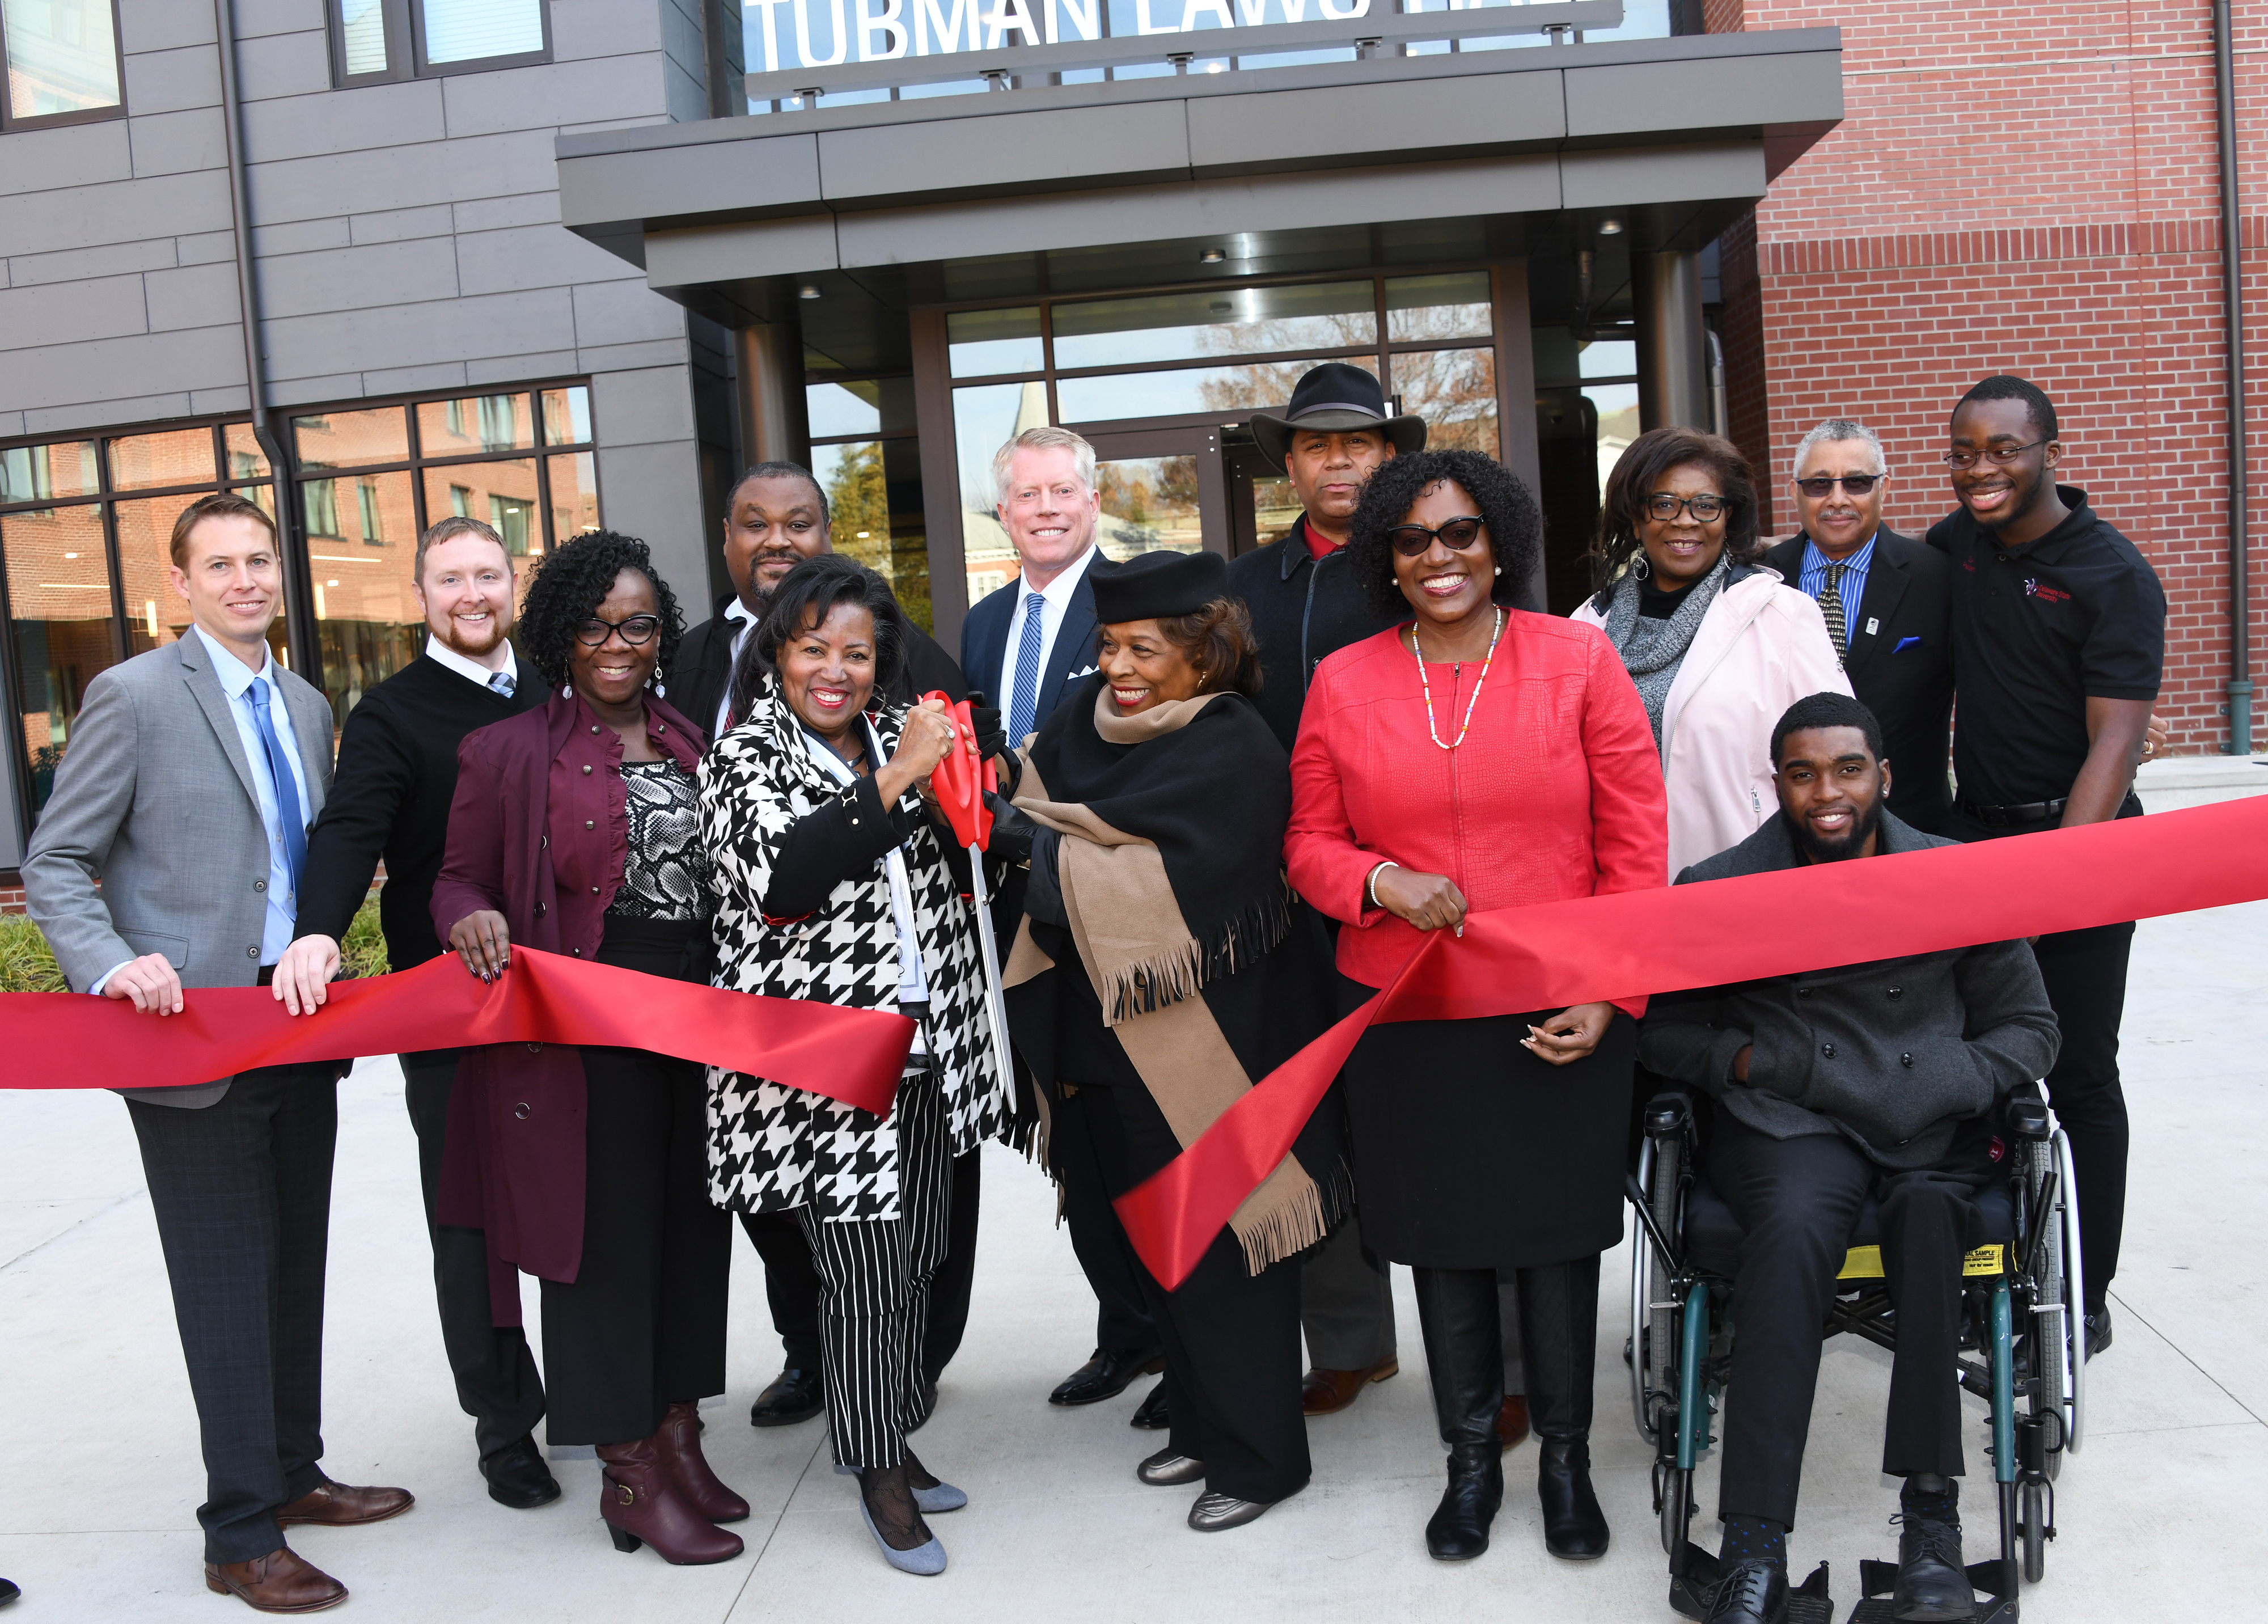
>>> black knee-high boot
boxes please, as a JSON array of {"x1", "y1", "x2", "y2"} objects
[
  {"x1": 1412, "y1": 1266, "x2": 1504, "y2": 1560},
  {"x1": 1519, "y1": 1254, "x2": 1609, "y2": 1560}
]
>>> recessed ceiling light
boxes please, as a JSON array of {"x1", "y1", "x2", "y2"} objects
[
  {"x1": 1199, "y1": 247, "x2": 1226, "y2": 264},
  {"x1": 1597, "y1": 217, "x2": 1623, "y2": 235},
  {"x1": 798, "y1": 282, "x2": 822, "y2": 299}
]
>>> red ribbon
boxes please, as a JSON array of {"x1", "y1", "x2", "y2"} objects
[
  {"x1": 1114, "y1": 796, "x2": 2268, "y2": 1290},
  {"x1": 0, "y1": 946, "x2": 912, "y2": 1116}
]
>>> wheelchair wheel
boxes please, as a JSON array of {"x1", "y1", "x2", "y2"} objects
[
  {"x1": 2055, "y1": 1126, "x2": 2087, "y2": 1452},
  {"x1": 2019, "y1": 1481, "x2": 2050, "y2": 1583},
  {"x1": 1630, "y1": 1132, "x2": 1685, "y2": 1448},
  {"x1": 1631, "y1": 1140, "x2": 1656, "y2": 1445},
  {"x1": 2024, "y1": 1137, "x2": 2069, "y2": 1482},
  {"x1": 1660, "y1": 1464, "x2": 1694, "y2": 1559}
]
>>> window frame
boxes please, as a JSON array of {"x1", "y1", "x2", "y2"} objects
[
  {"x1": 0, "y1": 0, "x2": 127, "y2": 132},
  {"x1": 324, "y1": 0, "x2": 553, "y2": 88}
]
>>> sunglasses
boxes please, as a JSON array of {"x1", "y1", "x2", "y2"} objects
[
  {"x1": 1387, "y1": 516, "x2": 1487, "y2": 557},
  {"x1": 1795, "y1": 474, "x2": 1882, "y2": 497},
  {"x1": 573, "y1": 614, "x2": 662, "y2": 647}
]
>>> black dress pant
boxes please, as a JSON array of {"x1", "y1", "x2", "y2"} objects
[
  {"x1": 1075, "y1": 1081, "x2": 1309, "y2": 1505},
  {"x1": 126, "y1": 1062, "x2": 340, "y2": 1564},
  {"x1": 1050, "y1": 1080, "x2": 1161, "y2": 1352},
  {"x1": 1411, "y1": 1258, "x2": 1596, "y2": 1449},
  {"x1": 1946, "y1": 802, "x2": 2134, "y2": 1309},
  {"x1": 739, "y1": 1143, "x2": 980, "y2": 1386},
  {"x1": 401, "y1": 1048, "x2": 546, "y2": 1458},
  {"x1": 540, "y1": 1044, "x2": 731, "y2": 1445},
  {"x1": 1710, "y1": 1115, "x2": 1994, "y2": 1528}
]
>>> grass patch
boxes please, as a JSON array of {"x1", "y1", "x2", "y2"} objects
[{"x1": 0, "y1": 895, "x2": 388, "y2": 993}]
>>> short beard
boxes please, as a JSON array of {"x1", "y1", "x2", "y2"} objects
[
  {"x1": 435, "y1": 612, "x2": 509, "y2": 660},
  {"x1": 1788, "y1": 800, "x2": 1881, "y2": 864},
  {"x1": 1977, "y1": 462, "x2": 2050, "y2": 533}
]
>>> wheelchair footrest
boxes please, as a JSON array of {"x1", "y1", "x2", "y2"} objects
[
  {"x1": 1847, "y1": 1600, "x2": 2016, "y2": 1624},
  {"x1": 1668, "y1": 1547, "x2": 1833, "y2": 1623},
  {"x1": 1847, "y1": 1556, "x2": 2019, "y2": 1623}
]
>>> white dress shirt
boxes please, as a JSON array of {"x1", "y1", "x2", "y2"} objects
[
  {"x1": 715, "y1": 597, "x2": 758, "y2": 739},
  {"x1": 995, "y1": 543, "x2": 1099, "y2": 723},
  {"x1": 423, "y1": 631, "x2": 517, "y2": 691}
]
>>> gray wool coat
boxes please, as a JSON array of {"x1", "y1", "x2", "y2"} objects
[{"x1": 1636, "y1": 810, "x2": 2061, "y2": 1169}]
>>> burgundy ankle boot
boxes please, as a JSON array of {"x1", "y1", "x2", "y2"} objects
[
  {"x1": 654, "y1": 1400, "x2": 751, "y2": 1524},
  {"x1": 596, "y1": 1437, "x2": 743, "y2": 1564}
]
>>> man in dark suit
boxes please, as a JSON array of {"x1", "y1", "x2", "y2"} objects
[
  {"x1": 1762, "y1": 418, "x2": 1956, "y2": 832},
  {"x1": 270, "y1": 516, "x2": 555, "y2": 1512},
  {"x1": 959, "y1": 425, "x2": 1165, "y2": 1416},
  {"x1": 23, "y1": 494, "x2": 412, "y2": 1614},
  {"x1": 668, "y1": 461, "x2": 973, "y2": 1432}
]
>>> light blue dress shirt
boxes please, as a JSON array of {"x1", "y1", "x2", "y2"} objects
[
  {"x1": 1797, "y1": 531, "x2": 1879, "y2": 637},
  {"x1": 193, "y1": 624, "x2": 312, "y2": 965}
]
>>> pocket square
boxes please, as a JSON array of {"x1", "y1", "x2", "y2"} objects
[
  {"x1": 1893, "y1": 635, "x2": 1922, "y2": 653},
  {"x1": 1070, "y1": 665, "x2": 1099, "y2": 677}
]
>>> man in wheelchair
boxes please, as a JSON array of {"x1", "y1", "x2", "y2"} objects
[{"x1": 1638, "y1": 693, "x2": 2061, "y2": 1624}]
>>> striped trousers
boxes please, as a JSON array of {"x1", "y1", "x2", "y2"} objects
[{"x1": 793, "y1": 1062, "x2": 950, "y2": 1470}]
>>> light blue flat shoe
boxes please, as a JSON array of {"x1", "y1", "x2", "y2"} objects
[
  {"x1": 858, "y1": 1496, "x2": 947, "y2": 1575},
  {"x1": 833, "y1": 1461, "x2": 967, "y2": 1513}
]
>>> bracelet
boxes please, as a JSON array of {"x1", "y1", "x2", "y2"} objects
[{"x1": 1366, "y1": 861, "x2": 1400, "y2": 910}]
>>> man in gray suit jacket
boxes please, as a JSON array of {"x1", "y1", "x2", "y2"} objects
[
  {"x1": 1637, "y1": 692, "x2": 2060, "y2": 1624},
  {"x1": 23, "y1": 493, "x2": 412, "y2": 1615}
]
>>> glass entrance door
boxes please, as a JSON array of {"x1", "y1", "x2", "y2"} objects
[{"x1": 1084, "y1": 425, "x2": 1230, "y2": 565}]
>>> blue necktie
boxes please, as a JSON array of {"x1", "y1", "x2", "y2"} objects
[
  {"x1": 489, "y1": 670, "x2": 516, "y2": 698},
  {"x1": 247, "y1": 677, "x2": 307, "y2": 900},
  {"x1": 1008, "y1": 590, "x2": 1047, "y2": 748}
]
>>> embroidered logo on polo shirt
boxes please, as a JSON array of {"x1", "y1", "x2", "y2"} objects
[{"x1": 2021, "y1": 578, "x2": 2071, "y2": 603}]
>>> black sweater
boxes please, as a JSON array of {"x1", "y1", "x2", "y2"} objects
[{"x1": 297, "y1": 652, "x2": 547, "y2": 967}]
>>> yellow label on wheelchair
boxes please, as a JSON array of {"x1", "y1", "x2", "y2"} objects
[{"x1": 1837, "y1": 1243, "x2": 2006, "y2": 1280}]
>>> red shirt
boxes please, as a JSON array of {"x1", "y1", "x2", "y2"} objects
[
  {"x1": 1285, "y1": 615, "x2": 1667, "y2": 999},
  {"x1": 1298, "y1": 513, "x2": 1338, "y2": 560}
]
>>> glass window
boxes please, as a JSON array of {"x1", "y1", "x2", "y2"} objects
[
  {"x1": 109, "y1": 428, "x2": 218, "y2": 492},
  {"x1": 1055, "y1": 356, "x2": 1377, "y2": 426},
  {"x1": 421, "y1": 0, "x2": 545, "y2": 64},
  {"x1": 1052, "y1": 282, "x2": 1374, "y2": 371},
  {"x1": 808, "y1": 383, "x2": 882, "y2": 439},
  {"x1": 418, "y1": 393, "x2": 535, "y2": 456},
  {"x1": 422, "y1": 461, "x2": 539, "y2": 556},
  {"x1": 294, "y1": 407, "x2": 409, "y2": 471},
  {"x1": 4, "y1": 504, "x2": 114, "y2": 809},
  {"x1": 1094, "y1": 455, "x2": 1203, "y2": 562},
  {"x1": 1, "y1": 0, "x2": 124, "y2": 125},
  {"x1": 545, "y1": 452, "x2": 599, "y2": 540},
  {"x1": 112, "y1": 494, "x2": 286, "y2": 669},
  {"x1": 1391, "y1": 349, "x2": 1498, "y2": 455},
  {"x1": 223, "y1": 424, "x2": 272, "y2": 484},
  {"x1": 1586, "y1": 383, "x2": 1642, "y2": 493},
  {"x1": 338, "y1": 0, "x2": 390, "y2": 74},
  {"x1": 1580, "y1": 340, "x2": 1637, "y2": 380},
  {"x1": 954, "y1": 381, "x2": 1049, "y2": 611},
  {"x1": 948, "y1": 308, "x2": 1044, "y2": 379},
  {"x1": 306, "y1": 469, "x2": 417, "y2": 726},
  {"x1": 1, "y1": 440, "x2": 98, "y2": 504},
  {"x1": 540, "y1": 385, "x2": 593, "y2": 446},
  {"x1": 814, "y1": 439, "x2": 933, "y2": 632},
  {"x1": 1386, "y1": 273, "x2": 1493, "y2": 344}
]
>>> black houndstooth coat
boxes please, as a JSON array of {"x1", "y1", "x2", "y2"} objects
[{"x1": 700, "y1": 687, "x2": 1006, "y2": 1221}]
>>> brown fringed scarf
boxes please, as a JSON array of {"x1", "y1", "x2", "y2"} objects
[{"x1": 1005, "y1": 683, "x2": 1339, "y2": 1275}]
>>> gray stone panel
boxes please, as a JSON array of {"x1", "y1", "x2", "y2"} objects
[
  {"x1": 0, "y1": 274, "x2": 149, "y2": 346},
  {"x1": 0, "y1": 120, "x2": 133, "y2": 198},
  {"x1": 145, "y1": 263, "x2": 246, "y2": 332},
  {"x1": 267, "y1": 373, "x2": 368, "y2": 408},
  {"x1": 6, "y1": 238, "x2": 179, "y2": 289},
  {"x1": 643, "y1": 215, "x2": 837, "y2": 290},
  {"x1": 119, "y1": 0, "x2": 218, "y2": 51},
  {"x1": 552, "y1": 0, "x2": 666, "y2": 61},
  {"x1": 575, "y1": 337, "x2": 693, "y2": 374},
  {"x1": 455, "y1": 221, "x2": 634, "y2": 296},
  {"x1": 1564, "y1": 50, "x2": 1842, "y2": 140},
  {"x1": 231, "y1": 0, "x2": 322, "y2": 39},
  {"x1": 257, "y1": 237, "x2": 462, "y2": 320},
  {"x1": 27, "y1": 393, "x2": 194, "y2": 434},
  {"x1": 242, "y1": 81, "x2": 448, "y2": 162},
  {"x1": 816, "y1": 101, "x2": 1191, "y2": 201},
  {"x1": 121, "y1": 45, "x2": 224, "y2": 116},
  {"x1": 591, "y1": 363, "x2": 698, "y2": 446},
  {"x1": 246, "y1": 129, "x2": 561, "y2": 224},
  {"x1": 362, "y1": 360, "x2": 472, "y2": 395},
  {"x1": 442, "y1": 54, "x2": 671, "y2": 141},
  {"x1": 10, "y1": 325, "x2": 246, "y2": 415},
  {"x1": 455, "y1": 191, "x2": 562, "y2": 232},
  {"x1": 0, "y1": 169, "x2": 234, "y2": 256},
  {"x1": 191, "y1": 384, "x2": 256, "y2": 415},
  {"x1": 351, "y1": 205, "x2": 459, "y2": 245},
  {"x1": 572, "y1": 275, "x2": 689, "y2": 348},
  {"x1": 260, "y1": 287, "x2": 578, "y2": 386},
  {"x1": 594, "y1": 434, "x2": 709, "y2": 602},
  {"x1": 128, "y1": 108, "x2": 230, "y2": 179},
  {"x1": 1559, "y1": 141, "x2": 1765, "y2": 209},
  {"x1": 467, "y1": 349, "x2": 582, "y2": 386},
  {"x1": 233, "y1": 25, "x2": 335, "y2": 102},
  {"x1": 175, "y1": 231, "x2": 239, "y2": 265},
  {"x1": 557, "y1": 136, "x2": 822, "y2": 229},
  {"x1": 252, "y1": 218, "x2": 352, "y2": 256},
  {"x1": 1184, "y1": 71, "x2": 1563, "y2": 173}
]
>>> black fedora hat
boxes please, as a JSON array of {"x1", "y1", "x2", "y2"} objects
[
  {"x1": 1090, "y1": 548, "x2": 1229, "y2": 624},
  {"x1": 1249, "y1": 361, "x2": 1427, "y2": 468}
]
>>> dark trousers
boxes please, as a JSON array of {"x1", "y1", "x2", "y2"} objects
[
  {"x1": 1051, "y1": 1081, "x2": 1161, "y2": 1351},
  {"x1": 793, "y1": 1066, "x2": 952, "y2": 1469},
  {"x1": 1946, "y1": 804, "x2": 2134, "y2": 1309},
  {"x1": 401, "y1": 1049, "x2": 546, "y2": 1458},
  {"x1": 1411, "y1": 1257, "x2": 1594, "y2": 1449},
  {"x1": 738, "y1": 1143, "x2": 981, "y2": 1385},
  {"x1": 1077, "y1": 1081, "x2": 1310, "y2": 1504},
  {"x1": 126, "y1": 1063, "x2": 340, "y2": 1564},
  {"x1": 539, "y1": 1046, "x2": 731, "y2": 1445},
  {"x1": 1710, "y1": 1116, "x2": 1992, "y2": 1528}
]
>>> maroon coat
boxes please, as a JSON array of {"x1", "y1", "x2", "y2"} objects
[{"x1": 430, "y1": 688, "x2": 705, "y2": 1305}]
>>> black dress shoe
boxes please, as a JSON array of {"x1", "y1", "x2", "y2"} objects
[
  {"x1": 1049, "y1": 1346, "x2": 1164, "y2": 1407},
  {"x1": 1891, "y1": 1511, "x2": 1975, "y2": 1621},
  {"x1": 750, "y1": 1367, "x2": 824, "y2": 1427},
  {"x1": 2084, "y1": 1304, "x2": 2113, "y2": 1359},
  {"x1": 481, "y1": 1435, "x2": 562, "y2": 1509},
  {"x1": 1537, "y1": 1439, "x2": 1609, "y2": 1559},
  {"x1": 1425, "y1": 1441, "x2": 1503, "y2": 1560},
  {"x1": 1707, "y1": 1559, "x2": 1788, "y2": 1623},
  {"x1": 0, "y1": 1576, "x2": 18, "y2": 1607},
  {"x1": 1129, "y1": 1381, "x2": 1169, "y2": 1430}
]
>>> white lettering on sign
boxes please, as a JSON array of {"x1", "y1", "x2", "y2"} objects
[{"x1": 747, "y1": 0, "x2": 1366, "y2": 70}]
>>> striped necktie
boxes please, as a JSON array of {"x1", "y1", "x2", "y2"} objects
[
  {"x1": 1818, "y1": 561, "x2": 1849, "y2": 665},
  {"x1": 1008, "y1": 590, "x2": 1047, "y2": 748}
]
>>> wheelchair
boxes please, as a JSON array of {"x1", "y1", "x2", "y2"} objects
[{"x1": 1626, "y1": 1080, "x2": 2087, "y2": 1623}]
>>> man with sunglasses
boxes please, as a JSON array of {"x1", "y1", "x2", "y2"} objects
[
  {"x1": 1763, "y1": 420, "x2": 1955, "y2": 831},
  {"x1": 1926, "y1": 374, "x2": 2167, "y2": 1360}
]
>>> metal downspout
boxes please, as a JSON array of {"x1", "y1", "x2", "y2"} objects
[
  {"x1": 2216, "y1": 0, "x2": 2252, "y2": 755},
  {"x1": 211, "y1": 0, "x2": 317, "y2": 680}
]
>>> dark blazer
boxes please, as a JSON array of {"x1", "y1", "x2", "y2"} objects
[
  {"x1": 428, "y1": 688, "x2": 705, "y2": 1291},
  {"x1": 672, "y1": 591, "x2": 972, "y2": 742},
  {"x1": 1226, "y1": 517, "x2": 1406, "y2": 753},
  {"x1": 1637, "y1": 811, "x2": 2060, "y2": 1169},
  {"x1": 958, "y1": 551, "x2": 1100, "y2": 742},
  {"x1": 1763, "y1": 527, "x2": 1954, "y2": 831}
]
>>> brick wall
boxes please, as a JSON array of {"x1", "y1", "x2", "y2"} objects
[{"x1": 1716, "y1": 1, "x2": 2268, "y2": 754}]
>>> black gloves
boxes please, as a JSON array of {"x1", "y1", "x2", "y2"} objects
[
  {"x1": 966, "y1": 691, "x2": 1008, "y2": 761},
  {"x1": 983, "y1": 789, "x2": 1036, "y2": 867}
]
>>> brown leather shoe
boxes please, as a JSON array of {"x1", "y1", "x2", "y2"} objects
[
  {"x1": 1495, "y1": 1394, "x2": 1531, "y2": 1452},
  {"x1": 654, "y1": 1400, "x2": 751, "y2": 1524},
  {"x1": 1300, "y1": 1355, "x2": 1399, "y2": 1416},
  {"x1": 203, "y1": 1548, "x2": 346, "y2": 1614},
  {"x1": 274, "y1": 1480, "x2": 414, "y2": 1528}
]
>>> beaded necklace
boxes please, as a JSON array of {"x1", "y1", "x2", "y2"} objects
[{"x1": 1411, "y1": 607, "x2": 1504, "y2": 750}]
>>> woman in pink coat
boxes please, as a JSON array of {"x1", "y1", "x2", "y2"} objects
[{"x1": 1571, "y1": 427, "x2": 1850, "y2": 879}]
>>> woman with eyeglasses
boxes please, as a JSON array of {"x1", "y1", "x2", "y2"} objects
[
  {"x1": 1285, "y1": 448, "x2": 1667, "y2": 1566},
  {"x1": 433, "y1": 529, "x2": 746, "y2": 1567},
  {"x1": 1573, "y1": 426, "x2": 1850, "y2": 878}
]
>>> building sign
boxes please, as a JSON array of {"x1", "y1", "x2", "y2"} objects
[{"x1": 743, "y1": 0, "x2": 1376, "y2": 73}]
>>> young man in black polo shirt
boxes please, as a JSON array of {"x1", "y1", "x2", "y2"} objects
[
  {"x1": 1928, "y1": 375, "x2": 2165, "y2": 1356},
  {"x1": 268, "y1": 516, "x2": 558, "y2": 1507}
]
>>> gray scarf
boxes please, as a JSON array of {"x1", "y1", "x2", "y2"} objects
[{"x1": 1600, "y1": 554, "x2": 1729, "y2": 746}]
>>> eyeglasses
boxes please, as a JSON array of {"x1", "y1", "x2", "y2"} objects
[
  {"x1": 1387, "y1": 516, "x2": 1487, "y2": 557},
  {"x1": 1645, "y1": 493, "x2": 1727, "y2": 523},
  {"x1": 1941, "y1": 440, "x2": 2044, "y2": 470},
  {"x1": 1794, "y1": 474, "x2": 1882, "y2": 497},
  {"x1": 573, "y1": 614, "x2": 662, "y2": 646}
]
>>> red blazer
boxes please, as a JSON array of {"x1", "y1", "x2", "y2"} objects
[
  {"x1": 1286, "y1": 615, "x2": 1667, "y2": 1001},
  {"x1": 429, "y1": 688, "x2": 704, "y2": 1304}
]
